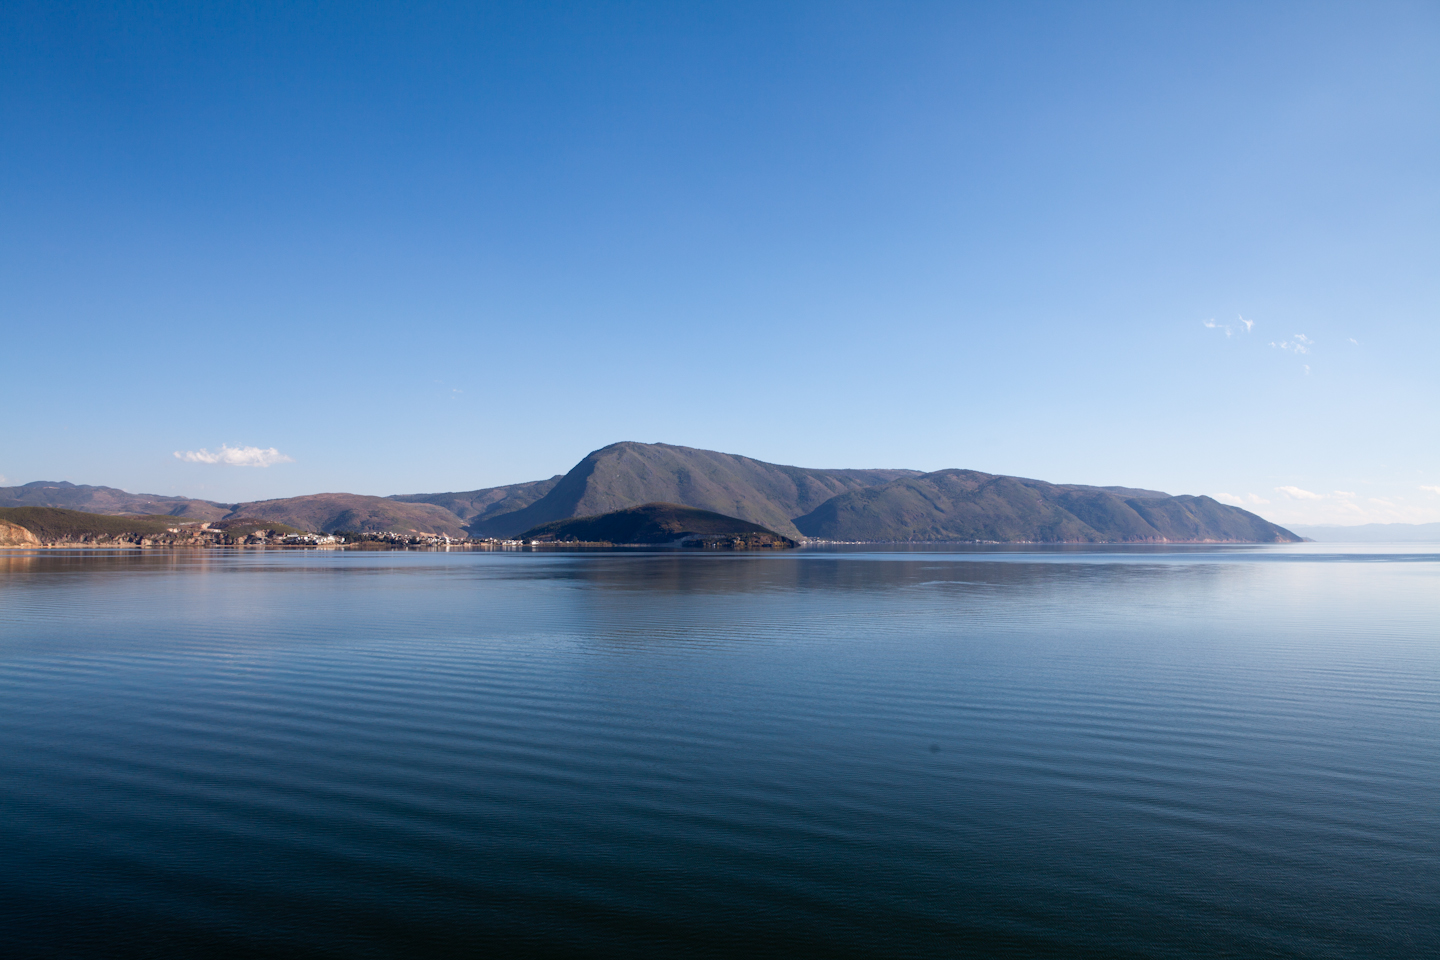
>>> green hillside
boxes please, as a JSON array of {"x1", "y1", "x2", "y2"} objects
[
  {"x1": 793, "y1": 470, "x2": 1301, "y2": 542},
  {"x1": 522, "y1": 503, "x2": 796, "y2": 546},
  {"x1": 0, "y1": 507, "x2": 180, "y2": 541}
]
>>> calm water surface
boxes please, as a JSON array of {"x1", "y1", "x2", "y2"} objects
[{"x1": 0, "y1": 545, "x2": 1436, "y2": 958}]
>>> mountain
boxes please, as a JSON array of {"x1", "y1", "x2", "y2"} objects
[
  {"x1": 228, "y1": 479, "x2": 575, "y2": 535},
  {"x1": 522, "y1": 503, "x2": 795, "y2": 546},
  {"x1": 389, "y1": 476, "x2": 562, "y2": 521},
  {"x1": 1286, "y1": 522, "x2": 1440, "y2": 542},
  {"x1": 793, "y1": 469, "x2": 1300, "y2": 543},
  {"x1": 224, "y1": 493, "x2": 468, "y2": 536},
  {"x1": 0, "y1": 481, "x2": 232, "y2": 520},
  {"x1": 0, "y1": 480, "x2": 533, "y2": 536},
  {"x1": 468, "y1": 442, "x2": 920, "y2": 539},
  {"x1": 3, "y1": 442, "x2": 1302, "y2": 543}
]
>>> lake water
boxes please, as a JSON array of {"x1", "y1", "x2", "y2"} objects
[{"x1": 0, "y1": 545, "x2": 1436, "y2": 958}]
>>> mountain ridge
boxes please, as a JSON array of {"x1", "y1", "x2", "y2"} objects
[
  {"x1": 0, "y1": 481, "x2": 233, "y2": 520},
  {"x1": 388, "y1": 476, "x2": 563, "y2": 522},
  {"x1": 222, "y1": 493, "x2": 470, "y2": 537},
  {"x1": 4, "y1": 442, "x2": 1300, "y2": 542},
  {"x1": 794, "y1": 469, "x2": 1297, "y2": 542}
]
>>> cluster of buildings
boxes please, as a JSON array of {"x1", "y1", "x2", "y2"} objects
[
  {"x1": 31, "y1": 522, "x2": 536, "y2": 550},
  {"x1": 338, "y1": 532, "x2": 532, "y2": 548},
  {"x1": 338, "y1": 531, "x2": 468, "y2": 546},
  {"x1": 158, "y1": 525, "x2": 340, "y2": 547}
]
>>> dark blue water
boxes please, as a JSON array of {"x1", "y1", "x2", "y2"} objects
[{"x1": 1, "y1": 545, "x2": 1436, "y2": 958}]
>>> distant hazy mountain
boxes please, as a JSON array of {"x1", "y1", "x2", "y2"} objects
[
  {"x1": 0, "y1": 481, "x2": 232, "y2": 521},
  {"x1": 226, "y1": 493, "x2": 469, "y2": 537},
  {"x1": 1287, "y1": 522, "x2": 1440, "y2": 542},
  {"x1": 793, "y1": 469, "x2": 1299, "y2": 543},
  {"x1": 522, "y1": 503, "x2": 794, "y2": 546},
  {"x1": 389, "y1": 476, "x2": 562, "y2": 521},
  {"x1": 468, "y1": 442, "x2": 920, "y2": 539}
]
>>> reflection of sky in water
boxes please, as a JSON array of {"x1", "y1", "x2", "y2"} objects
[{"x1": 0, "y1": 547, "x2": 1436, "y2": 958}]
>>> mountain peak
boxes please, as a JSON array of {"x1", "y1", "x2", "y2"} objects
[{"x1": 469, "y1": 441, "x2": 921, "y2": 538}]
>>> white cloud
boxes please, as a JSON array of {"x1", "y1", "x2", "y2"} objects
[
  {"x1": 1271, "y1": 334, "x2": 1312, "y2": 355},
  {"x1": 1261, "y1": 489, "x2": 1440, "y2": 526},
  {"x1": 1420, "y1": 486, "x2": 1440, "y2": 496},
  {"x1": 1207, "y1": 315, "x2": 1256, "y2": 338},
  {"x1": 1332, "y1": 490, "x2": 1357, "y2": 498},
  {"x1": 0, "y1": 474, "x2": 7, "y2": 484},
  {"x1": 1219, "y1": 492, "x2": 1272, "y2": 508},
  {"x1": 1276, "y1": 485, "x2": 1324, "y2": 500},
  {"x1": 1348, "y1": 338, "x2": 1359, "y2": 345},
  {"x1": 174, "y1": 444, "x2": 294, "y2": 467}
]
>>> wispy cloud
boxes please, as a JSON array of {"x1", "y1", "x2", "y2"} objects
[
  {"x1": 1218, "y1": 492, "x2": 1270, "y2": 507},
  {"x1": 1265, "y1": 489, "x2": 1440, "y2": 526},
  {"x1": 1348, "y1": 338, "x2": 1359, "y2": 346},
  {"x1": 174, "y1": 445, "x2": 293, "y2": 467},
  {"x1": 1421, "y1": 485, "x2": 1440, "y2": 496},
  {"x1": 1270, "y1": 334, "x2": 1312, "y2": 355},
  {"x1": 1203, "y1": 314, "x2": 1255, "y2": 338}
]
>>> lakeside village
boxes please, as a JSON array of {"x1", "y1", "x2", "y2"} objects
[
  {"x1": 21, "y1": 524, "x2": 805, "y2": 549},
  {"x1": 5, "y1": 515, "x2": 807, "y2": 550},
  {"x1": 52, "y1": 522, "x2": 531, "y2": 550}
]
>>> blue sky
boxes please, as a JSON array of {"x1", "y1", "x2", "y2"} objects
[{"x1": 3, "y1": 1, "x2": 1436, "y2": 525}]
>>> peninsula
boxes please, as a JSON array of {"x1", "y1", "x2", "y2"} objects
[{"x1": 1, "y1": 441, "x2": 1302, "y2": 544}]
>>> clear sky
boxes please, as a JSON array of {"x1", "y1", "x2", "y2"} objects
[{"x1": 3, "y1": 1, "x2": 1436, "y2": 526}]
